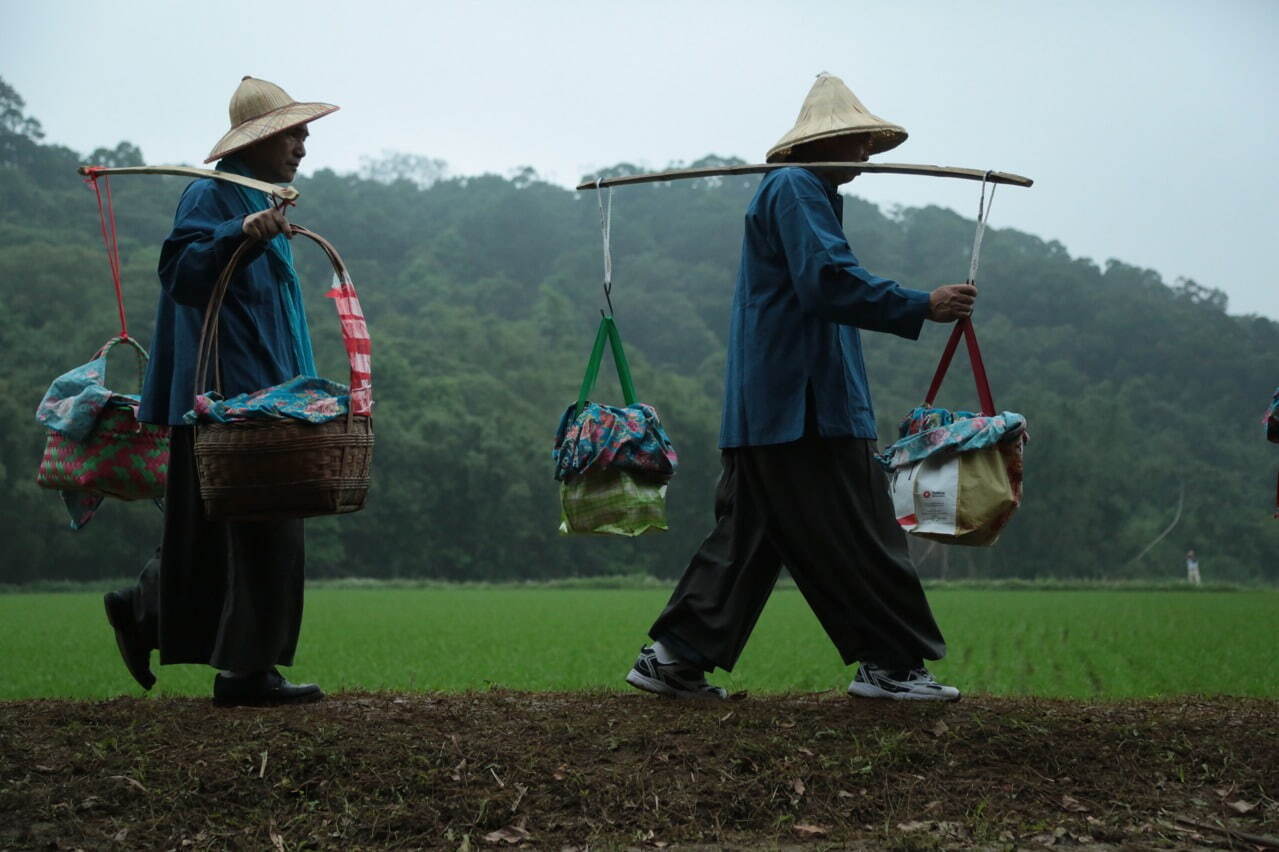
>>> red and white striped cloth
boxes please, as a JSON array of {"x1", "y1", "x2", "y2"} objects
[{"x1": 327, "y1": 271, "x2": 372, "y2": 417}]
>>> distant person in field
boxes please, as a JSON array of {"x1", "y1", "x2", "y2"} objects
[
  {"x1": 626, "y1": 73, "x2": 974, "y2": 702},
  {"x1": 1185, "y1": 549, "x2": 1201, "y2": 585},
  {"x1": 103, "y1": 76, "x2": 338, "y2": 706}
]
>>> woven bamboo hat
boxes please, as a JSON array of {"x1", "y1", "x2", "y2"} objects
[
  {"x1": 205, "y1": 76, "x2": 339, "y2": 164},
  {"x1": 766, "y1": 72, "x2": 906, "y2": 162}
]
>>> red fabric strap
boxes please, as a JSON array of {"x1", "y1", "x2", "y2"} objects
[
  {"x1": 85, "y1": 171, "x2": 130, "y2": 339},
  {"x1": 326, "y1": 275, "x2": 372, "y2": 417},
  {"x1": 923, "y1": 317, "x2": 996, "y2": 416}
]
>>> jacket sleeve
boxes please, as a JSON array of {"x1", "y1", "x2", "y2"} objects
[
  {"x1": 157, "y1": 180, "x2": 267, "y2": 307},
  {"x1": 773, "y1": 170, "x2": 930, "y2": 339}
]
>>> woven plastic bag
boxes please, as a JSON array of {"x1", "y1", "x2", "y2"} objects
[
  {"x1": 35, "y1": 336, "x2": 169, "y2": 503},
  {"x1": 879, "y1": 319, "x2": 1026, "y2": 546},
  {"x1": 553, "y1": 316, "x2": 677, "y2": 536},
  {"x1": 559, "y1": 466, "x2": 669, "y2": 536}
]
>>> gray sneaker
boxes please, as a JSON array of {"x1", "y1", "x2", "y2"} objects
[
  {"x1": 847, "y1": 663, "x2": 961, "y2": 702},
  {"x1": 626, "y1": 646, "x2": 726, "y2": 699}
]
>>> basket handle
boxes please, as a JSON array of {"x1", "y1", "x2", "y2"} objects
[
  {"x1": 92, "y1": 335, "x2": 149, "y2": 395},
  {"x1": 193, "y1": 224, "x2": 372, "y2": 419}
]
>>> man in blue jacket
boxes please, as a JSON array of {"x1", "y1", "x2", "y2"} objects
[
  {"x1": 627, "y1": 74, "x2": 975, "y2": 701},
  {"x1": 104, "y1": 77, "x2": 337, "y2": 705}
]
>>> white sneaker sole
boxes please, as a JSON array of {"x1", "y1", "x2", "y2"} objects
[
  {"x1": 847, "y1": 681, "x2": 961, "y2": 702},
  {"x1": 626, "y1": 668, "x2": 725, "y2": 700}
]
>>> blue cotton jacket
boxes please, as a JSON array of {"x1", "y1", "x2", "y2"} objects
[
  {"x1": 719, "y1": 167, "x2": 931, "y2": 448},
  {"x1": 139, "y1": 178, "x2": 307, "y2": 426}
]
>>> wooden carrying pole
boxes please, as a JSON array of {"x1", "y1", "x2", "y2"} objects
[
  {"x1": 77, "y1": 165, "x2": 300, "y2": 201},
  {"x1": 576, "y1": 162, "x2": 1032, "y2": 191}
]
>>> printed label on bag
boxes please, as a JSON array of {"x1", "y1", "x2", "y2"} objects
[{"x1": 890, "y1": 454, "x2": 960, "y2": 535}]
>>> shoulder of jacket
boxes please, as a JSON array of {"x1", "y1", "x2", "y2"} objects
[
  {"x1": 758, "y1": 168, "x2": 830, "y2": 216},
  {"x1": 177, "y1": 177, "x2": 235, "y2": 211},
  {"x1": 765, "y1": 166, "x2": 822, "y2": 188},
  {"x1": 761, "y1": 167, "x2": 829, "y2": 204}
]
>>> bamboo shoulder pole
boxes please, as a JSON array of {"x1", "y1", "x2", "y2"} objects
[
  {"x1": 576, "y1": 162, "x2": 1033, "y2": 191},
  {"x1": 77, "y1": 165, "x2": 300, "y2": 201}
]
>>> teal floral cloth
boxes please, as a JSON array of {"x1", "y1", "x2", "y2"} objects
[
  {"x1": 184, "y1": 375, "x2": 352, "y2": 425},
  {"x1": 877, "y1": 405, "x2": 1028, "y2": 470},
  {"x1": 36, "y1": 355, "x2": 121, "y2": 441},
  {"x1": 552, "y1": 401, "x2": 678, "y2": 483}
]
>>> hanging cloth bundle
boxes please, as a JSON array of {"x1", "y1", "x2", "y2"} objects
[
  {"x1": 552, "y1": 186, "x2": 678, "y2": 536},
  {"x1": 35, "y1": 336, "x2": 170, "y2": 529},
  {"x1": 34, "y1": 172, "x2": 169, "y2": 529},
  {"x1": 878, "y1": 174, "x2": 1028, "y2": 546}
]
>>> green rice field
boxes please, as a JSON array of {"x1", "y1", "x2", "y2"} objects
[{"x1": 1, "y1": 587, "x2": 1275, "y2": 700}]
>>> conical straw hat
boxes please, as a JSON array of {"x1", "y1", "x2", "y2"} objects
[
  {"x1": 766, "y1": 73, "x2": 906, "y2": 162},
  {"x1": 205, "y1": 76, "x2": 339, "y2": 164}
]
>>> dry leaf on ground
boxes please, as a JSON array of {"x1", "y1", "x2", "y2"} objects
[
  {"x1": 484, "y1": 821, "x2": 532, "y2": 845},
  {"x1": 1060, "y1": 794, "x2": 1089, "y2": 812},
  {"x1": 793, "y1": 823, "x2": 827, "y2": 836}
]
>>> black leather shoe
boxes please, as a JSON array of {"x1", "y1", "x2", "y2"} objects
[
  {"x1": 212, "y1": 669, "x2": 324, "y2": 706},
  {"x1": 103, "y1": 591, "x2": 156, "y2": 690}
]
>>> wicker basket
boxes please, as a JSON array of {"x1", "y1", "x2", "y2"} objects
[{"x1": 192, "y1": 226, "x2": 373, "y2": 521}]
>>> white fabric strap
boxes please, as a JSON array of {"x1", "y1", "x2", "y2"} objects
[
  {"x1": 596, "y1": 179, "x2": 615, "y2": 313},
  {"x1": 967, "y1": 171, "x2": 997, "y2": 284}
]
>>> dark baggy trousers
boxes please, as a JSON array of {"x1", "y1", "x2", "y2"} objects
[
  {"x1": 121, "y1": 427, "x2": 305, "y2": 671},
  {"x1": 649, "y1": 433, "x2": 946, "y2": 673}
]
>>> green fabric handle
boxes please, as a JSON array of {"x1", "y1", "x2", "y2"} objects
[{"x1": 575, "y1": 316, "x2": 638, "y2": 416}]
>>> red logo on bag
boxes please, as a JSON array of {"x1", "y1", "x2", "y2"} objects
[{"x1": 923, "y1": 490, "x2": 932, "y2": 498}]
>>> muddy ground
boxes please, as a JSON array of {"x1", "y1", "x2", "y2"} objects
[{"x1": 2, "y1": 692, "x2": 1276, "y2": 850}]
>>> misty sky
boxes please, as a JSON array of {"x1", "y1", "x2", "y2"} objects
[{"x1": 5, "y1": 0, "x2": 1277, "y2": 318}]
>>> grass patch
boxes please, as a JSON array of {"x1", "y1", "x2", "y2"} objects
[
  {"x1": 0, "y1": 587, "x2": 1275, "y2": 700},
  {"x1": 1, "y1": 574, "x2": 1269, "y2": 594}
]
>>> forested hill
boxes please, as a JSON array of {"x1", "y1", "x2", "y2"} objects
[{"x1": 2, "y1": 79, "x2": 1276, "y2": 585}]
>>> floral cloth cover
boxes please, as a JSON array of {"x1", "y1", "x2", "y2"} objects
[
  {"x1": 35, "y1": 355, "x2": 121, "y2": 441},
  {"x1": 552, "y1": 401, "x2": 678, "y2": 483},
  {"x1": 877, "y1": 405, "x2": 1028, "y2": 471},
  {"x1": 184, "y1": 376, "x2": 353, "y2": 425}
]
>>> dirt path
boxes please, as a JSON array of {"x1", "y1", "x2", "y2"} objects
[{"x1": 2, "y1": 692, "x2": 1276, "y2": 849}]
